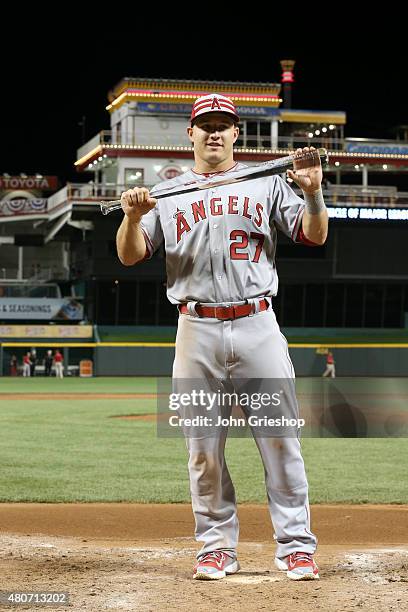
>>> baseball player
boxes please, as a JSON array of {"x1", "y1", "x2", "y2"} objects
[
  {"x1": 44, "y1": 350, "x2": 53, "y2": 377},
  {"x1": 30, "y1": 348, "x2": 37, "y2": 377},
  {"x1": 117, "y1": 93, "x2": 328, "y2": 581},
  {"x1": 322, "y1": 350, "x2": 336, "y2": 378},
  {"x1": 22, "y1": 352, "x2": 32, "y2": 377},
  {"x1": 53, "y1": 350, "x2": 64, "y2": 378}
]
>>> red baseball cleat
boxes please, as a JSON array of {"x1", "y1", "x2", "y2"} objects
[
  {"x1": 275, "y1": 551, "x2": 319, "y2": 580},
  {"x1": 193, "y1": 551, "x2": 240, "y2": 580}
]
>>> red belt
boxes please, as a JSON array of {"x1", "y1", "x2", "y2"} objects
[{"x1": 178, "y1": 298, "x2": 269, "y2": 321}]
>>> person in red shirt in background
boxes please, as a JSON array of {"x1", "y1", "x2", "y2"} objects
[
  {"x1": 53, "y1": 350, "x2": 64, "y2": 379},
  {"x1": 9, "y1": 354, "x2": 18, "y2": 376},
  {"x1": 22, "y1": 352, "x2": 32, "y2": 377},
  {"x1": 322, "y1": 349, "x2": 336, "y2": 378}
]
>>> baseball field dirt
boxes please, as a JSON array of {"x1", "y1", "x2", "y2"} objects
[{"x1": 0, "y1": 504, "x2": 407, "y2": 611}]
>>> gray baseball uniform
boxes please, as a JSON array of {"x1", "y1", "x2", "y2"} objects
[{"x1": 140, "y1": 163, "x2": 317, "y2": 561}]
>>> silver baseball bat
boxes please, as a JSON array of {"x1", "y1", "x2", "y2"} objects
[{"x1": 100, "y1": 148, "x2": 328, "y2": 215}]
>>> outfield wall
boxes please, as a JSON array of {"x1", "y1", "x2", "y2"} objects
[
  {"x1": 94, "y1": 346, "x2": 408, "y2": 377},
  {"x1": 1, "y1": 343, "x2": 407, "y2": 376},
  {"x1": 94, "y1": 346, "x2": 174, "y2": 376},
  {"x1": 1, "y1": 324, "x2": 407, "y2": 376}
]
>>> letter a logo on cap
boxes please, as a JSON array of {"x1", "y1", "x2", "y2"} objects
[
  {"x1": 211, "y1": 96, "x2": 222, "y2": 110},
  {"x1": 190, "y1": 93, "x2": 240, "y2": 124}
]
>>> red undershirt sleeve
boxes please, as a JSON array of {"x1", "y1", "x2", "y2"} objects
[{"x1": 295, "y1": 219, "x2": 322, "y2": 246}]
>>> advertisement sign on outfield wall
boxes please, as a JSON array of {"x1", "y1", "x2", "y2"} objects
[{"x1": 0, "y1": 298, "x2": 83, "y2": 321}]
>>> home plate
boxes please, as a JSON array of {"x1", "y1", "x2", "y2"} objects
[{"x1": 227, "y1": 574, "x2": 282, "y2": 584}]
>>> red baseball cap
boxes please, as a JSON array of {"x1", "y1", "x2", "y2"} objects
[{"x1": 190, "y1": 93, "x2": 240, "y2": 125}]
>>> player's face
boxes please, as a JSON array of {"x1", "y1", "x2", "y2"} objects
[{"x1": 187, "y1": 113, "x2": 239, "y2": 168}]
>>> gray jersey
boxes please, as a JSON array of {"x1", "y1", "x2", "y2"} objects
[{"x1": 141, "y1": 163, "x2": 305, "y2": 304}]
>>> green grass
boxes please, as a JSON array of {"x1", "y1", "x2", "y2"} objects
[
  {"x1": 0, "y1": 377, "x2": 158, "y2": 393},
  {"x1": 0, "y1": 377, "x2": 407, "y2": 503}
]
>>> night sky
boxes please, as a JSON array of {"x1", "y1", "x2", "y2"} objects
[{"x1": 1, "y1": 16, "x2": 404, "y2": 186}]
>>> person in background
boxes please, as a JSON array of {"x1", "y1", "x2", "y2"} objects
[
  {"x1": 22, "y1": 352, "x2": 32, "y2": 377},
  {"x1": 30, "y1": 348, "x2": 37, "y2": 377},
  {"x1": 53, "y1": 350, "x2": 64, "y2": 378},
  {"x1": 9, "y1": 354, "x2": 18, "y2": 376},
  {"x1": 44, "y1": 350, "x2": 53, "y2": 377},
  {"x1": 322, "y1": 350, "x2": 336, "y2": 378}
]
